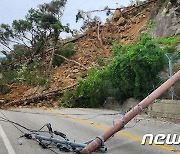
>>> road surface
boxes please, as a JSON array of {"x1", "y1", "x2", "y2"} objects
[{"x1": 0, "y1": 108, "x2": 180, "y2": 154}]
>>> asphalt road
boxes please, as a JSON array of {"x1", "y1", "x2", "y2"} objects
[{"x1": 0, "y1": 108, "x2": 180, "y2": 154}]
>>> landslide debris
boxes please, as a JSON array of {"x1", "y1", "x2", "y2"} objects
[{"x1": 0, "y1": 0, "x2": 158, "y2": 108}]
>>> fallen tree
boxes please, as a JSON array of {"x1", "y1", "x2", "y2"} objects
[
  {"x1": 0, "y1": 83, "x2": 77, "y2": 108},
  {"x1": 54, "y1": 54, "x2": 89, "y2": 70}
]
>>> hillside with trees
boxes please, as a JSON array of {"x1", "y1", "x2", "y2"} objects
[{"x1": 0, "y1": 0, "x2": 179, "y2": 108}]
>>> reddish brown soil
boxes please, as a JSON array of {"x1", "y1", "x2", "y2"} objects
[{"x1": 0, "y1": 83, "x2": 31, "y2": 100}]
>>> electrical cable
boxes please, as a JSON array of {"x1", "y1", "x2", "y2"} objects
[
  {"x1": 0, "y1": 116, "x2": 62, "y2": 154},
  {"x1": 0, "y1": 117, "x2": 49, "y2": 133},
  {"x1": 0, "y1": 110, "x2": 25, "y2": 134},
  {"x1": 33, "y1": 138, "x2": 60, "y2": 154},
  {"x1": 174, "y1": 93, "x2": 180, "y2": 99},
  {"x1": 62, "y1": 0, "x2": 90, "y2": 21}
]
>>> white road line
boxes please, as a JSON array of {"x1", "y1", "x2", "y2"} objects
[{"x1": 0, "y1": 124, "x2": 16, "y2": 154}]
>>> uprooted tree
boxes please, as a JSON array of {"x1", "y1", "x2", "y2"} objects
[{"x1": 0, "y1": 0, "x2": 71, "y2": 70}]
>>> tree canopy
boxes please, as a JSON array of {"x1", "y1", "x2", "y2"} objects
[{"x1": 0, "y1": 0, "x2": 71, "y2": 61}]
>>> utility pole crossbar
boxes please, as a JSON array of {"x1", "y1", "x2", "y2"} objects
[{"x1": 82, "y1": 70, "x2": 180, "y2": 154}]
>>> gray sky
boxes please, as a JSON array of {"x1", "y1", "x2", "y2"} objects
[
  {"x1": 0, "y1": 0, "x2": 130, "y2": 29},
  {"x1": 0, "y1": 0, "x2": 130, "y2": 56}
]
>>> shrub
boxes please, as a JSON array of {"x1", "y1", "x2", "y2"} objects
[
  {"x1": 16, "y1": 58, "x2": 50, "y2": 87},
  {"x1": 73, "y1": 69, "x2": 110, "y2": 108},
  {"x1": 0, "y1": 84, "x2": 11, "y2": 95},
  {"x1": 12, "y1": 44, "x2": 31, "y2": 60},
  {"x1": 157, "y1": 36, "x2": 180, "y2": 47},
  {"x1": 109, "y1": 34, "x2": 166, "y2": 100},
  {"x1": 157, "y1": 36, "x2": 180, "y2": 53},
  {"x1": 95, "y1": 54, "x2": 105, "y2": 67},
  {"x1": 0, "y1": 70, "x2": 17, "y2": 85},
  {"x1": 58, "y1": 90, "x2": 74, "y2": 107}
]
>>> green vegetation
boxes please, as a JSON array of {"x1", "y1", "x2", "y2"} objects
[
  {"x1": 73, "y1": 69, "x2": 110, "y2": 107},
  {"x1": 16, "y1": 58, "x2": 50, "y2": 87},
  {"x1": 0, "y1": 0, "x2": 179, "y2": 108},
  {"x1": 0, "y1": 85, "x2": 11, "y2": 95},
  {"x1": 59, "y1": 34, "x2": 166, "y2": 108},
  {"x1": 58, "y1": 90, "x2": 73, "y2": 107},
  {"x1": 157, "y1": 36, "x2": 180, "y2": 54},
  {"x1": 0, "y1": 0, "x2": 72, "y2": 77},
  {"x1": 146, "y1": 20, "x2": 155, "y2": 33},
  {"x1": 58, "y1": 69, "x2": 110, "y2": 108},
  {"x1": 0, "y1": 0, "x2": 72, "y2": 93},
  {"x1": 157, "y1": 36, "x2": 180, "y2": 47},
  {"x1": 0, "y1": 0, "x2": 70, "y2": 59},
  {"x1": 109, "y1": 34, "x2": 166, "y2": 100},
  {"x1": 0, "y1": 58, "x2": 50, "y2": 88},
  {"x1": 94, "y1": 54, "x2": 106, "y2": 67},
  {"x1": 53, "y1": 43, "x2": 75, "y2": 67}
]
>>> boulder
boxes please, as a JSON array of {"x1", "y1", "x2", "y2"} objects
[
  {"x1": 117, "y1": 17, "x2": 126, "y2": 26},
  {"x1": 23, "y1": 86, "x2": 45, "y2": 97},
  {"x1": 112, "y1": 9, "x2": 122, "y2": 21}
]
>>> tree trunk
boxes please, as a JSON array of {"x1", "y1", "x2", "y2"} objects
[{"x1": 47, "y1": 46, "x2": 55, "y2": 76}]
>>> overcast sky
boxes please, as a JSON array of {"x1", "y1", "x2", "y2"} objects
[
  {"x1": 0, "y1": 0, "x2": 130, "y2": 56},
  {"x1": 0, "y1": 0, "x2": 130, "y2": 29}
]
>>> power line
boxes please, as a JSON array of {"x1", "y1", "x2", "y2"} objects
[
  {"x1": 0, "y1": 110, "x2": 24, "y2": 134},
  {"x1": 61, "y1": 0, "x2": 90, "y2": 22}
]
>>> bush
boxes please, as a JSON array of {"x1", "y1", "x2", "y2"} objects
[
  {"x1": 157, "y1": 36, "x2": 180, "y2": 53},
  {"x1": 16, "y1": 58, "x2": 50, "y2": 87},
  {"x1": 157, "y1": 36, "x2": 180, "y2": 47},
  {"x1": 58, "y1": 90, "x2": 74, "y2": 107},
  {"x1": 0, "y1": 84, "x2": 11, "y2": 95},
  {"x1": 95, "y1": 54, "x2": 106, "y2": 67},
  {"x1": 53, "y1": 43, "x2": 75, "y2": 67},
  {"x1": 73, "y1": 69, "x2": 110, "y2": 108},
  {"x1": 12, "y1": 44, "x2": 31, "y2": 60},
  {"x1": 0, "y1": 70, "x2": 17, "y2": 85},
  {"x1": 109, "y1": 34, "x2": 166, "y2": 100},
  {"x1": 0, "y1": 55, "x2": 13, "y2": 70}
]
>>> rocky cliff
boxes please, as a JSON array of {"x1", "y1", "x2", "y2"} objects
[{"x1": 150, "y1": 0, "x2": 180, "y2": 38}]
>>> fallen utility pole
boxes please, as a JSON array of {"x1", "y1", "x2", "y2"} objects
[{"x1": 82, "y1": 70, "x2": 180, "y2": 154}]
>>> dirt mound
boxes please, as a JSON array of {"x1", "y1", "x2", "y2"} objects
[{"x1": 50, "y1": 1, "x2": 156, "y2": 90}]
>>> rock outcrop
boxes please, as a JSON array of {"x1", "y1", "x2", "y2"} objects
[{"x1": 150, "y1": 0, "x2": 180, "y2": 38}]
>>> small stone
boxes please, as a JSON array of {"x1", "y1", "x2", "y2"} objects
[
  {"x1": 72, "y1": 69, "x2": 79, "y2": 73},
  {"x1": 69, "y1": 74, "x2": 76, "y2": 79},
  {"x1": 42, "y1": 106, "x2": 47, "y2": 110}
]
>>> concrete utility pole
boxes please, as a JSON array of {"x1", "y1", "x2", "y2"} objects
[{"x1": 82, "y1": 70, "x2": 180, "y2": 154}]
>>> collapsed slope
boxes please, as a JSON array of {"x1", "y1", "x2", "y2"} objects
[
  {"x1": 50, "y1": 0, "x2": 157, "y2": 91},
  {"x1": 0, "y1": 0, "x2": 159, "y2": 107}
]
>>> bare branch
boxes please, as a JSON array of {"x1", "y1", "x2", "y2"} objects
[
  {"x1": 82, "y1": 8, "x2": 117, "y2": 14},
  {"x1": 54, "y1": 54, "x2": 88, "y2": 70},
  {"x1": 0, "y1": 43, "x2": 12, "y2": 51},
  {"x1": 81, "y1": 0, "x2": 157, "y2": 15}
]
